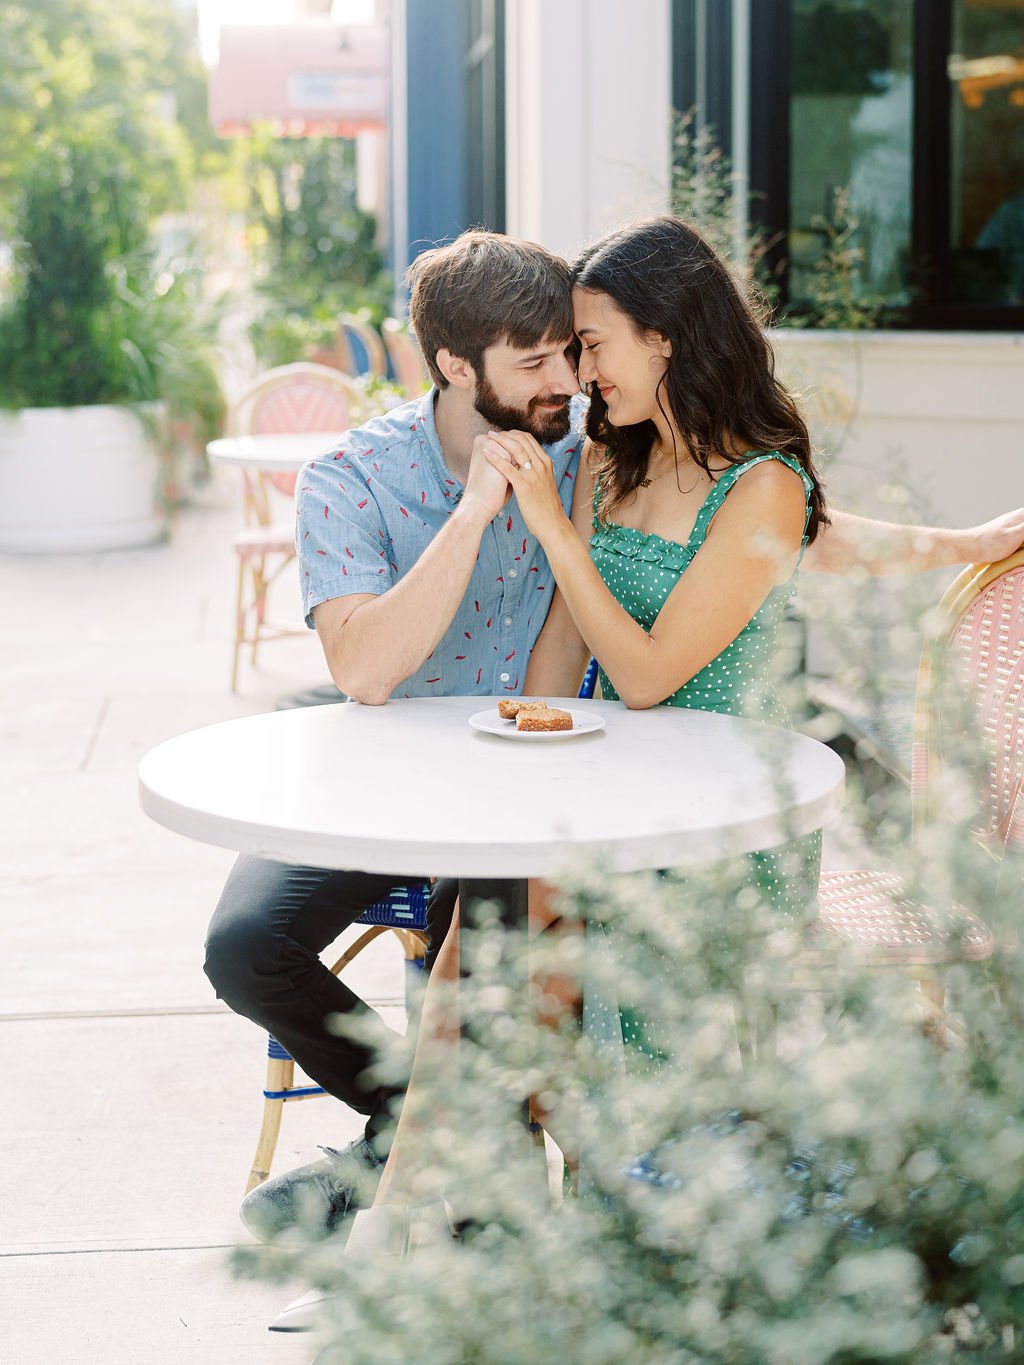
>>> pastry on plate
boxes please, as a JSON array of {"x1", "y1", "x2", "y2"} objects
[
  {"x1": 498, "y1": 699, "x2": 547, "y2": 721},
  {"x1": 516, "y1": 705, "x2": 573, "y2": 733}
]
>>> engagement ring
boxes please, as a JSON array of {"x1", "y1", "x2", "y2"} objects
[{"x1": 522, "y1": 461, "x2": 533, "y2": 470}]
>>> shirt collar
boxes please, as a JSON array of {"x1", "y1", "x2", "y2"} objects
[{"x1": 413, "y1": 388, "x2": 462, "y2": 500}]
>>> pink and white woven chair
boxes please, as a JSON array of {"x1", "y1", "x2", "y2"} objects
[
  {"x1": 229, "y1": 364, "x2": 363, "y2": 690},
  {"x1": 817, "y1": 548, "x2": 1024, "y2": 1035}
]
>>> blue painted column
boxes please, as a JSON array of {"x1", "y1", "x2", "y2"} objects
[{"x1": 390, "y1": 0, "x2": 469, "y2": 303}]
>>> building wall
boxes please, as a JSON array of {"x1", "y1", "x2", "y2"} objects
[
  {"x1": 504, "y1": 0, "x2": 673, "y2": 260},
  {"x1": 772, "y1": 328, "x2": 1024, "y2": 675}
]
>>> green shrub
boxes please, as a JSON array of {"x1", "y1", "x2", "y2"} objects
[{"x1": 0, "y1": 142, "x2": 223, "y2": 441}]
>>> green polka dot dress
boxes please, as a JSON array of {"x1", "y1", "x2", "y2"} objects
[{"x1": 588, "y1": 452, "x2": 821, "y2": 1056}]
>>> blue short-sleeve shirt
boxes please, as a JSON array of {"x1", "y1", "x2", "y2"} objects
[{"x1": 296, "y1": 389, "x2": 587, "y2": 697}]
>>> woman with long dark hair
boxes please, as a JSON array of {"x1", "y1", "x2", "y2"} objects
[
  {"x1": 498, "y1": 213, "x2": 828, "y2": 731},
  {"x1": 482, "y1": 214, "x2": 828, "y2": 1066}
]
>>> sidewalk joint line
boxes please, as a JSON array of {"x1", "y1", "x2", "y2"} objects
[
  {"x1": 77, "y1": 694, "x2": 110, "y2": 772},
  {"x1": 0, "y1": 1243, "x2": 242, "y2": 1259},
  {"x1": 0, "y1": 998, "x2": 404, "y2": 1023}
]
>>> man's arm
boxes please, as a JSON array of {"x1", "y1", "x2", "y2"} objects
[
  {"x1": 804, "y1": 506, "x2": 1024, "y2": 575},
  {"x1": 313, "y1": 438, "x2": 509, "y2": 705}
]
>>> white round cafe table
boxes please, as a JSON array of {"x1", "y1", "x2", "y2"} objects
[
  {"x1": 138, "y1": 695, "x2": 845, "y2": 880},
  {"x1": 206, "y1": 432, "x2": 339, "y2": 473}
]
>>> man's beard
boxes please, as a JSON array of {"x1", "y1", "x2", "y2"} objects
[{"x1": 474, "y1": 375, "x2": 573, "y2": 445}]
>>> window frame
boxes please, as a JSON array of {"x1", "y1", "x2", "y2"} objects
[{"x1": 679, "y1": 0, "x2": 1024, "y2": 330}]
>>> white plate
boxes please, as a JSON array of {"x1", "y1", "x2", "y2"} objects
[{"x1": 468, "y1": 707, "x2": 606, "y2": 742}]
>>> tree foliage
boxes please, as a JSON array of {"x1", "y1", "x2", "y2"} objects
[
  {"x1": 244, "y1": 132, "x2": 392, "y2": 367},
  {"x1": 0, "y1": 0, "x2": 224, "y2": 428}
]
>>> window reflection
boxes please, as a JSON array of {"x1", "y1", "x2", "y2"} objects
[
  {"x1": 952, "y1": 0, "x2": 1024, "y2": 304},
  {"x1": 789, "y1": 0, "x2": 914, "y2": 314}
]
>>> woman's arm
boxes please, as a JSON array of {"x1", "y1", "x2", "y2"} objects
[
  {"x1": 803, "y1": 506, "x2": 1024, "y2": 575},
  {"x1": 487, "y1": 434, "x2": 806, "y2": 710},
  {"x1": 522, "y1": 450, "x2": 595, "y2": 697}
]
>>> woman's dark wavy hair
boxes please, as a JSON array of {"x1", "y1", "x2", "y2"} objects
[{"x1": 571, "y1": 216, "x2": 828, "y2": 541}]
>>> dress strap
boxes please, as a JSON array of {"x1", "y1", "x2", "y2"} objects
[{"x1": 688, "y1": 451, "x2": 814, "y2": 550}]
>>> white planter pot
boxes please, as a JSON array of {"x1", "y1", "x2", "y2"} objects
[{"x1": 0, "y1": 403, "x2": 167, "y2": 553}]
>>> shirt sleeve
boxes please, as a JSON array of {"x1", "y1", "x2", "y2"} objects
[{"x1": 296, "y1": 454, "x2": 395, "y2": 627}]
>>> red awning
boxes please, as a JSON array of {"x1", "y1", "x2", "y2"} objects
[{"x1": 210, "y1": 21, "x2": 389, "y2": 137}]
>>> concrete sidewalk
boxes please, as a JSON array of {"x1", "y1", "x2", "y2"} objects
[{"x1": 1, "y1": 472, "x2": 405, "y2": 1364}]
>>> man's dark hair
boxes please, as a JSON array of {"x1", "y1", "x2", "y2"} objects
[{"x1": 407, "y1": 231, "x2": 573, "y2": 388}]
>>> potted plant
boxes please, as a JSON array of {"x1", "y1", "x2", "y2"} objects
[{"x1": 0, "y1": 141, "x2": 224, "y2": 553}]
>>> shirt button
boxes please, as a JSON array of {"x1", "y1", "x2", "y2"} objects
[
  {"x1": 500, "y1": 672, "x2": 510, "y2": 682},
  {"x1": 503, "y1": 616, "x2": 513, "y2": 627},
  {"x1": 508, "y1": 568, "x2": 517, "y2": 578}
]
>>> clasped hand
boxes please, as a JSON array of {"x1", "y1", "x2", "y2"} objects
[{"x1": 482, "y1": 430, "x2": 567, "y2": 541}]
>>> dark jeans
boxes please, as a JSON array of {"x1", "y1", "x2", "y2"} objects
[{"x1": 204, "y1": 858, "x2": 458, "y2": 1143}]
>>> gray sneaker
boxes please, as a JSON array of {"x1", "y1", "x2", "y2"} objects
[{"x1": 240, "y1": 1138, "x2": 386, "y2": 1243}]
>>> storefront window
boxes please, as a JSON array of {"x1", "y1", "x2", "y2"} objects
[
  {"x1": 950, "y1": 0, "x2": 1024, "y2": 305},
  {"x1": 788, "y1": 0, "x2": 914, "y2": 313}
]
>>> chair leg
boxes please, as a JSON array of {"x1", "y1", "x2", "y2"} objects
[
  {"x1": 247, "y1": 1055, "x2": 293, "y2": 1193},
  {"x1": 251, "y1": 557, "x2": 268, "y2": 669},
  {"x1": 734, "y1": 995, "x2": 778, "y2": 1069},
  {"x1": 918, "y1": 976, "x2": 948, "y2": 1048},
  {"x1": 733, "y1": 999, "x2": 755, "y2": 1071},
  {"x1": 231, "y1": 555, "x2": 248, "y2": 692}
]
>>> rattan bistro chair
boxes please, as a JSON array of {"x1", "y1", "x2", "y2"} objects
[
  {"x1": 248, "y1": 881, "x2": 431, "y2": 1193},
  {"x1": 816, "y1": 550, "x2": 1024, "y2": 1034},
  {"x1": 229, "y1": 364, "x2": 363, "y2": 690}
]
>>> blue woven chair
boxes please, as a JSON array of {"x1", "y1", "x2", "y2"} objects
[
  {"x1": 246, "y1": 665, "x2": 601, "y2": 1191},
  {"x1": 247, "y1": 881, "x2": 430, "y2": 1192}
]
